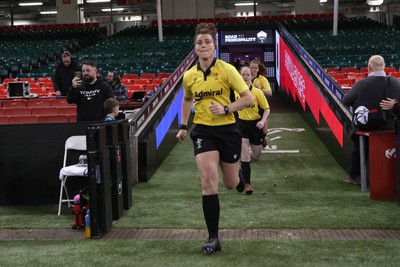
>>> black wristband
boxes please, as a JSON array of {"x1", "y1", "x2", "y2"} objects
[
  {"x1": 224, "y1": 105, "x2": 230, "y2": 115},
  {"x1": 179, "y1": 124, "x2": 188, "y2": 130}
]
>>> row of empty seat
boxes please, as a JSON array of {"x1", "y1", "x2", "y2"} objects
[
  {"x1": 325, "y1": 66, "x2": 400, "y2": 91},
  {"x1": 0, "y1": 114, "x2": 76, "y2": 125},
  {"x1": 0, "y1": 106, "x2": 76, "y2": 116},
  {"x1": 0, "y1": 98, "x2": 70, "y2": 108}
]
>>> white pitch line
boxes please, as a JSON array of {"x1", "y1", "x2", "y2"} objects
[{"x1": 262, "y1": 150, "x2": 300, "y2": 154}]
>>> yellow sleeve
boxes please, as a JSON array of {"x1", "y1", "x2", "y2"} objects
[
  {"x1": 257, "y1": 89, "x2": 269, "y2": 110},
  {"x1": 182, "y1": 70, "x2": 193, "y2": 99},
  {"x1": 259, "y1": 76, "x2": 271, "y2": 91}
]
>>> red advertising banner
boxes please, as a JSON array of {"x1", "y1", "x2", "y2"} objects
[
  {"x1": 117, "y1": 0, "x2": 142, "y2": 5},
  {"x1": 278, "y1": 36, "x2": 344, "y2": 147},
  {"x1": 63, "y1": 0, "x2": 71, "y2": 4}
]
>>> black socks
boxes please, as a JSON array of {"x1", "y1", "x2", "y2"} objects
[
  {"x1": 202, "y1": 194, "x2": 220, "y2": 238},
  {"x1": 241, "y1": 161, "x2": 251, "y2": 184}
]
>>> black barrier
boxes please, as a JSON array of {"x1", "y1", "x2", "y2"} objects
[
  {"x1": 0, "y1": 123, "x2": 88, "y2": 205},
  {"x1": 107, "y1": 124, "x2": 124, "y2": 220},
  {"x1": 86, "y1": 120, "x2": 131, "y2": 238},
  {"x1": 118, "y1": 122, "x2": 132, "y2": 210}
]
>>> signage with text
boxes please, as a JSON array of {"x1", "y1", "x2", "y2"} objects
[
  {"x1": 220, "y1": 29, "x2": 273, "y2": 46},
  {"x1": 276, "y1": 32, "x2": 344, "y2": 147}
]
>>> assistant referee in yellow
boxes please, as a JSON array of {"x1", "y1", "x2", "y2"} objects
[{"x1": 176, "y1": 23, "x2": 254, "y2": 254}]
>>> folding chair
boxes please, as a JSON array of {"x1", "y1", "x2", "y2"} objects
[{"x1": 57, "y1": 135, "x2": 87, "y2": 215}]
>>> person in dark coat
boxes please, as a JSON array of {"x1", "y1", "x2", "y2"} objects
[
  {"x1": 53, "y1": 51, "x2": 81, "y2": 96},
  {"x1": 342, "y1": 55, "x2": 400, "y2": 185},
  {"x1": 67, "y1": 60, "x2": 114, "y2": 122}
]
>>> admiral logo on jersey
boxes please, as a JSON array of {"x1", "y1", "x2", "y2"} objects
[{"x1": 194, "y1": 88, "x2": 223, "y2": 101}]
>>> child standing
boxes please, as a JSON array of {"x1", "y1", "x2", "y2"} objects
[{"x1": 103, "y1": 98, "x2": 120, "y2": 121}]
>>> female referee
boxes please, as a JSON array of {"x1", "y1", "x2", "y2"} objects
[
  {"x1": 176, "y1": 23, "x2": 254, "y2": 254},
  {"x1": 250, "y1": 59, "x2": 272, "y2": 147},
  {"x1": 237, "y1": 66, "x2": 270, "y2": 195}
]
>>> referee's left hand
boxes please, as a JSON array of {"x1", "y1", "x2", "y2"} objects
[{"x1": 210, "y1": 101, "x2": 224, "y2": 115}]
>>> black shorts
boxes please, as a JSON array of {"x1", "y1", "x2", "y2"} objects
[
  {"x1": 238, "y1": 119, "x2": 264, "y2": 146},
  {"x1": 190, "y1": 123, "x2": 241, "y2": 163}
]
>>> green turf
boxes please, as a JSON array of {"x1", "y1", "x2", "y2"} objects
[
  {"x1": 1, "y1": 107, "x2": 400, "y2": 266},
  {"x1": 0, "y1": 240, "x2": 399, "y2": 267}
]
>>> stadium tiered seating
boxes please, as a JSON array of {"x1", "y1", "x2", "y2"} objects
[
  {"x1": 0, "y1": 23, "x2": 106, "y2": 79},
  {"x1": 287, "y1": 17, "x2": 400, "y2": 70}
]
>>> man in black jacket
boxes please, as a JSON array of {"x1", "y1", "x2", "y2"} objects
[
  {"x1": 67, "y1": 60, "x2": 114, "y2": 122},
  {"x1": 342, "y1": 55, "x2": 400, "y2": 185},
  {"x1": 54, "y1": 51, "x2": 81, "y2": 96}
]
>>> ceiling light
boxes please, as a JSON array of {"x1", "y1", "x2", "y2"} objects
[
  {"x1": 101, "y1": 8, "x2": 124, "y2": 12},
  {"x1": 86, "y1": 0, "x2": 110, "y2": 3},
  {"x1": 235, "y1": 2, "x2": 258, "y2": 6},
  {"x1": 366, "y1": 0, "x2": 383, "y2": 5},
  {"x1": 19, "y1": 2, "x2": 43, "y2": 6},
  {"x1": 40, "y1": 11, "x2": 57, "y2": 15},
  {"x1": 320, "y1": 0, "x2": 327, "y2": 2}
]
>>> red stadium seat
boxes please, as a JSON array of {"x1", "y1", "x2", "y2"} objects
[
  {"x1": 20, "y1": 78, "x2": 35, "y2": 83},
  {"x1": 29, "y1": 83, "x2": 42, "y2": 89},
  {"x1": 31, "y1": 107, "x2": 59, "y2": 115},
  {"x1": 347, "y1": 73, "x2": 365, "y2": 83},
  {"x1": 330, "y1": 73, "x2": 345, "y2": 80},
  {"x1": 26, "y1": 99, "x2": 51, "y2": 107},
  {"x1": 2, "y1": 78, "x2": 17, "y2": 85},
  {"x1": 152, "y1": 79, "x2": 164, "y2": 86},
  {"x1": 120, "y1": 79, "x2": 133, "y2": 86},
  {"x1": 41, "y1": 81, "x2": 54, "y2": 91},
  {"x1": 0, "y1": 116, "x2": 9, "y2": 124},
  {"x1": 359, "y1": 67, "x2": 368, "y2": 74},
  {"x1": 68, "y1": 114, "x2": 77, "y2": 122},
  {"x1": 341, "y1": 67, "x2": 358, "y2": 76},
  {"x1": 58, "y1": 106, "x2": 77, "y2": 115},
  {"x1": 38, "y1": 114, "x2": 69, "y2": 123},
  {"x1": 336, "y1": 78, "x2": 353, "y2": 89},
  {"x1": 127, "y1": 84, "x2": 145, "y2": 91},
  {"x1": 9, "y1": 115, "x2": 38, "y2": 124},
  {"x1": 3, "y1": 107, "x2": 31, "y2": 116},
  {"x1": 146, "y1": 84, "x2": 157, "y2": 91},
  {"x1": 50, "y1": 99, "x2": 70, "y2": 106},
  {"x1": 134, "y1": 79, "x2": 150, "y2": 85},
  {"x1": 140, "y1": 73, "x2": 156, "y2": 80},
  {"x1": 1, "y1": 99, "x2": 27, "y2": 107},
  {"x1": 29, "y1": 88, "x2": 48, "y2": 96},
  {"x1": 389, "y1": 72, "x2": 400, "y2": 78},
  {"x1": 122, "y1": 74, "x2": 139, "y2": 80},
  {"x1": 157, "y1": 73, "x2": 171, "y2": 79},
  {"x1": 37, "y1": 77, "x2": 53, "y2": 84},
  {"x1": 385, "y1": 67, "x2": 396, "y2": 75}
]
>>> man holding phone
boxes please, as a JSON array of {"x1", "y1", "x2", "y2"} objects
[
  {"x1": 53, "y1": 51, "x2": 81, "y2": 96},
  {"x1": 67, "y1": 60, "x2": 114, "y2": 122}
]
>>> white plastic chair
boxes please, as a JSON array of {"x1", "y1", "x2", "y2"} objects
[{"x1": 57, "y1": 135, "x2": 87, "y2": 216}]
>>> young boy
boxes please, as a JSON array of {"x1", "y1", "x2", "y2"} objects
[{"x1": 103, "y1": 98, "x2": 120, "y2": 121}]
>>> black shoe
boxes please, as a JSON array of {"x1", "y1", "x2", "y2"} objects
[
  {"x1": 202, "y1": 237, "x2": 221, "y2": 254},
  {"x1": 236, "y1": 167, "x2": 245, "y2": 193}
]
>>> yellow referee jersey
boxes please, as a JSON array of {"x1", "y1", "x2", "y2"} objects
[
  {"x1": 252, "y1": 74, "x2": 271, "y2": 92},
  {"x1": 236, "y1": 86, "x2": 269, "y2": 121},
  {"x1": 183, "y1": 59, "x2": 248, "y2": 126}
]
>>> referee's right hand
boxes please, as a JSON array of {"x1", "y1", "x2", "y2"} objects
[{"x1": 176, "y1": 130, "x2": 186, "y2": 143}]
